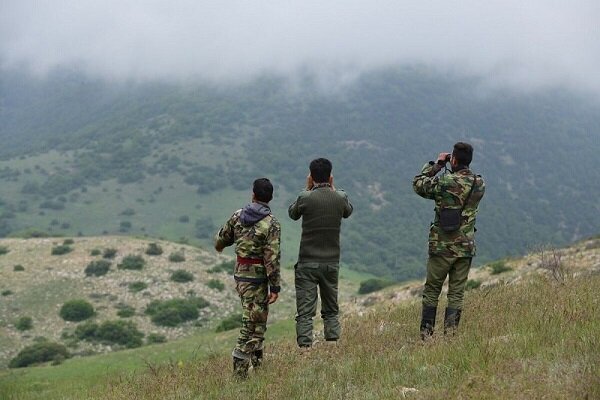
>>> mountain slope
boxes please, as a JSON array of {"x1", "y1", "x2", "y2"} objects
[{"x1": 1, "y1": 68, "x2": 599, "y2": 280}]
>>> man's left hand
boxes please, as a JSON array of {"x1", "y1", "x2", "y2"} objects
[{"x1": 268, "y1": 292, "x2": 278, "y2": 304}]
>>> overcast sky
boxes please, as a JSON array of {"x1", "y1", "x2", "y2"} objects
[{"x1": 1, "y1": 1, "x2": 599, "y2": 93}]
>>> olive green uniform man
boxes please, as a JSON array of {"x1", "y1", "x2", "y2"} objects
[
  {"x1": 289, "y1": 158, "x2": 353, "y2": 347},
  {"x1": 412, "y1": 142, "x2": 485, "y2": 338},
  {"x1": 214, "y1": 178, "x2": 281, "y2": 378}
]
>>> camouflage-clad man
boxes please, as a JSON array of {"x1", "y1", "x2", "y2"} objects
[
  {"x1": 214, "y1": 178, "x2": 281, "y2": 379},
  {"x1": 413, "y1": 142, "x2": 485, "y2": 339}
]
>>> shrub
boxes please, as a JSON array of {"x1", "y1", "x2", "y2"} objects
[
  {"x1": 168, "y1": 251, "x2": 186, "y2": 262},
  {"x1": 9, "y1": 342, "x2": 70, "y2": 368},
  {"x1": 84, "y1": 260, "x2": 111, "y2": 277},
  {"x1": 145, "y1": 298, "x2": 207, "y2": 327},
  {"x1": 103, "y1": 248, "x2": 117, "y2": 259},
  {"x1": 119, "y1": 221, "x2": 132, "y2": 232},
  {"x1": 170, "y1": 270, "x2": 194, "y2": 283},
  {"x1": 116, "y1": 305, "x2": 136, "y2": 318},
  {"x1": 15, "y1": 316, "x2": 33, "y2": 331},
  {"x1": 90, "y1": 248, "x2": 101, "y2": 256},
  {"x1": 207, "y1": 260, "x2": 234, "y2": 274},
  {"x1": 13, "y1": 265, "x2": 25, "y2": 272},
  {"x1": 118, "y1": 255, "x2": 145, "y2": 270},
  {"x1": 128, "y1": 281, "x2": 148, "y2": 292},
  {"x1": 51, "y1": 245, "x2": 72, "y2": 255},
  {"x1": 178, "y1": 215, "x2": 190, "y2": 223},
  {"x1": 120, "y1": 208, "x2": 136, "y2": 216},
  {"x1": 59, "y1": 299, "x2": 95, "y2": 322},
  {"x1": 147, "y1": 333, "x2": 167, "y2": 344},
  {"x1": 0, "y1": 245, "x2": 9, "y2": 255},
  {"x1": 1, "y1": 289, "x2": 13, "y2": 296},
  {"x1": 207, "y1": 279, "x2": 225, "y2": 292},
  {"x1": 215, "y1": 314, "x2": 243, "y2": 332},
  {"x1": 145, "y1": 243, "x2": 163, "y2": 256},
  {"x1": 465, "y1": 279, "x2": 482, "y2": 290},
  {"x1": 358, "y1": 278, "x2": 394, "y2": 294},
  {"x1": 76, "y1": 320, "x2": 143, "y2": 348},
  {"x1": 489, "y1": 261, "x2": 512, "y2": 275},
  {"x1": 63, "y1": 238, "x2": 74, "y2": 245}
]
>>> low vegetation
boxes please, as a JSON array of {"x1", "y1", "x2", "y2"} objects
[
  {"x1": 117, "y1": 255, "x2": 145, "y2": 270},
  {"x1": 207, "y1": 260, "x2": 234, "y2": 274},
  {"x1": 8, "y1": 341, "x2": 70, "y2": 368},
  {"x1": 128, "y1": 281, "x2": 148, "y2": 293},
  {"x1": 59, "y1": 300, "x2": 95, "y2": 322},
  {"x1": 84, "y1": 260, "x2": 111, "y2": 277},
  {"x1": 357, "y1": 278, "x2": 394, "y2": 294},
  {"x1": 51, "y1": 245, "x2": 72, "y2": 256},
  {"x1": 488, "y1": 260, "x2": 512, "y2": 275},
  {"x1": 144, "y1": 297, "x2": 209, "y2": 327},
  {"x1": 215, "y1": 313, "x2": 243, "y2": 333},
  {"x1": 15, "y1": 316, "x2": 33, "y2": 331},
  {"x1": 170, "y1": 270, "x2": 194, "y2": 283},
  {"x1": 74, "y1": 320, "x2": 144, "y2": 348},
  {"x1": 206, "y1": 279, "x2": 224, "y2": 292},
  {"x1": 168, "y1": 251, "x2": 186, "y2": 262},
  {"x1": 145, "y1": 243, "x2": 163, "y2": 256},
  {"x1": 13, "y1": 264, "x2": 24, "y2": 272}
]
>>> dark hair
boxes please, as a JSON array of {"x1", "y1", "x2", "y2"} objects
[
  {"x1": 452, "y1": 142, "x2": 473, "y2": 166},
  {"x1": 253, "y1": 178, "x2": 273, "y2": 203},
  {"x1": 309, "y1": 158, "x2": 332, "y2": 183}
]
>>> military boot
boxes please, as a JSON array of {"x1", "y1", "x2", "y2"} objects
[
  {"x1": 443, "y1": 308, "x2": 462, "y2": 335},
  {"x1": 250, "y1": 349, "x2": 263, "y2": 369},
  {"x1": 420, "y1": 305, "x2": 437, "y2": 340},
  {"x1": 233, "y1": 356, "x2": 250, "y2": 380}
]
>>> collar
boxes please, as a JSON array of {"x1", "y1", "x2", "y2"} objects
[{"x1": 312, "y1": 182, "x2": 331, "y2": 190}]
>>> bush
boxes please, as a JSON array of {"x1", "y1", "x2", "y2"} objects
[
  {"x1": 75, "y1": 320, "x2": 143, "y2": 348},
  {"x1": 145, "y1": 298, "x2": 207, "y2": 327},
  {"x1": 207, "y1": 279, "x2": 225, "y2": 292},
  {"x1": 128, "y1": 281, "x2": 148, "y2": 292},
  {"x1": 170, "y1": 269, "x2": 194, "y2": 283},
  {"x1": 178, "y1": 215, "x2": 190, "y2": 223},
  {"x1": 147, "y1": 333, "x2": 167, "y2": 344},
  {"x1": 215, "y1": 313, "x2": 243, "y2": 332},
  {"x1": 119, "y1": 221, "x2": 132, "y2": 232},
  {"x1": 0, "y1": 245, "x2": 9, "y2": 255},
  {"x1": 489, "y1": 261, "x2": 512, "y2": 275},
  {"x1": 90, "y1": 248, "x2": 101, "y2": 256},
  {"x1": 145, "y1": 243, "x2": 163, "y2": 256},
  {"x1": 168, "y1": 251, "x2": 186, "y2": 262},
  {"x1": 59, "y1": 299, "x2": 95, "y2": 322},
  {"x1": 51, "y1": 245, "x2": 73, "y2": 255},
  {"x1": 1, "y1": 289, "x2": 13, "y2": 296},
  {"x1": 207, "y1": 260, "x2": 234, "y2": 274},
  {"x1": 84, "y1": 260, "x2": 111, "y2": 277},
  {"x1": 13, "y1": 264, "x2": 25, "y2": 272},
  {"x1": 120, "y1": 208, "x2": 136, "y2": 216},
  {"x1": 118, "y1": 255, "x2": 145, "y2": 270},
  {"x1": 465, "y1": 279, "x2": 482, "y2": 290},
  {"x1": 103, "y1": 248, "x2": 117, "y2": 259},
  {"x1": 63, "y1": 238, "x2": 74, "y2": 245},
  {"x1": 358, "y1": 278, "x2": 394, "y2": 294},
  {"x1": 9, "y1": 342, "x2": 70, "y2": 368},
  {"x1": 16, "y1": 316, "x2": 33, "y2": 331},
  {"x1": 116, "y1": 305, "x2": 136, "y2": 318}
]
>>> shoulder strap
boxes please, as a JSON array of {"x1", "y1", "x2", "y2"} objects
[{"x1": 460, "y1": 174, "x2": 477, "y2": 212}]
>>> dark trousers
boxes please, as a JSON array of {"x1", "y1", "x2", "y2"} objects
[
  {"x1": 423, "y1": 255, "x2": 472, "y2": 309},
  {"x1": 294, "y1": 262, "x2": 340, "y2": 347}
]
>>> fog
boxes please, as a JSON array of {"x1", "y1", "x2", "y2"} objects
[{"x1": 1, "y1": 1, "x2": 599, "y2": 92}]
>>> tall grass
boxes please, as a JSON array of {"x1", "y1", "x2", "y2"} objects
[
  {"x1": 100, "y1": 274, "x2": 599, "y2": 399},
  {"x1": 3, "y1": 274, "x2": 599, "y2": 399}
]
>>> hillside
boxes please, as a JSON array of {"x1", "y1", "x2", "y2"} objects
[
  {"x1": 1, "y1": 237, "x2": 598, "y2": 399},
  {"x1": 1, "y1": 68, "x2": 599, "y2": 280}
]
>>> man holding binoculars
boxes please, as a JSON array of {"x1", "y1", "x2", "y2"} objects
[{"x1": 412, "y1": 142, "x2": 485, "y2": 339}]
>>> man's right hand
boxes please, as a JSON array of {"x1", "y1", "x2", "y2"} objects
[
  {"x1": 437, "y1": 152, "x2": 451, "y2": 165},
  {"x1": 305, "y1": 174, "x2": 314, "y2": 191}
]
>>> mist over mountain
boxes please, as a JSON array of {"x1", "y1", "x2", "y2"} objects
[{"x1": 1, "y1": 67, "x2": 598, "y2": 279}]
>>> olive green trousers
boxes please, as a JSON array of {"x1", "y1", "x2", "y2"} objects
[
  {"x1": 294, "y1": 263, "x2": 340, "y2": 347},
  {"x1": 422, "y1": 255, "x2": 472, "y2": 309}
]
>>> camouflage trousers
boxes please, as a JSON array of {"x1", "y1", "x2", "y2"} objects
[
  {"x1": 232, "y1": 281, "x2": 269, "y2": 360},
  {"x1": 423, "y1": 255, "x2": 472, "y2": 309}
]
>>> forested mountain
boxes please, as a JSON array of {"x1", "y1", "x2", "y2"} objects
[{"x1": 1, "y1": 67, "x2": 599, "y2": 279}]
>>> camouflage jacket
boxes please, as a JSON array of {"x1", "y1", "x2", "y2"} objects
[
  {"x1": 413, "y1": 162, "x2": 485, "y2": 257},
  {"x1": 214, "y1": 204, "x2": 281, "y2": 292}
]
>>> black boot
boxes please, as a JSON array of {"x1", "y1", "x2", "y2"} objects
[
  {"x1": 444, "y1": 308, "x2": 462, "y2": 335},
  {"x1": 251, "y1": 349, "x2": 263, "y2": 369},
  {"x1": 233, "y1": 356, "x2": 250, "y2": 379},
  {"x1": 420, "y1": 305, "x2": 437, "y2": 340}
]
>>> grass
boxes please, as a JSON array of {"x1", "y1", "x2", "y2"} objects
[{"x1": 1, "y1": 273, "x2": 598, "y2": 399}]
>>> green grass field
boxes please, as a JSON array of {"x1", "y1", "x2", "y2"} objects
[{"x1": 2, "y1": 272, "x2": 598, "y2": 399}]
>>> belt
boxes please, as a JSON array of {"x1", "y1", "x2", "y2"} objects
[{"x1": 236, "y1": 256, "x2": 263, "y2": 265}]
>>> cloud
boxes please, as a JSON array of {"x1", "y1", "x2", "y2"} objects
[{"x1": 1, "y1": 1, "x2": 599, "y2": 92}]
